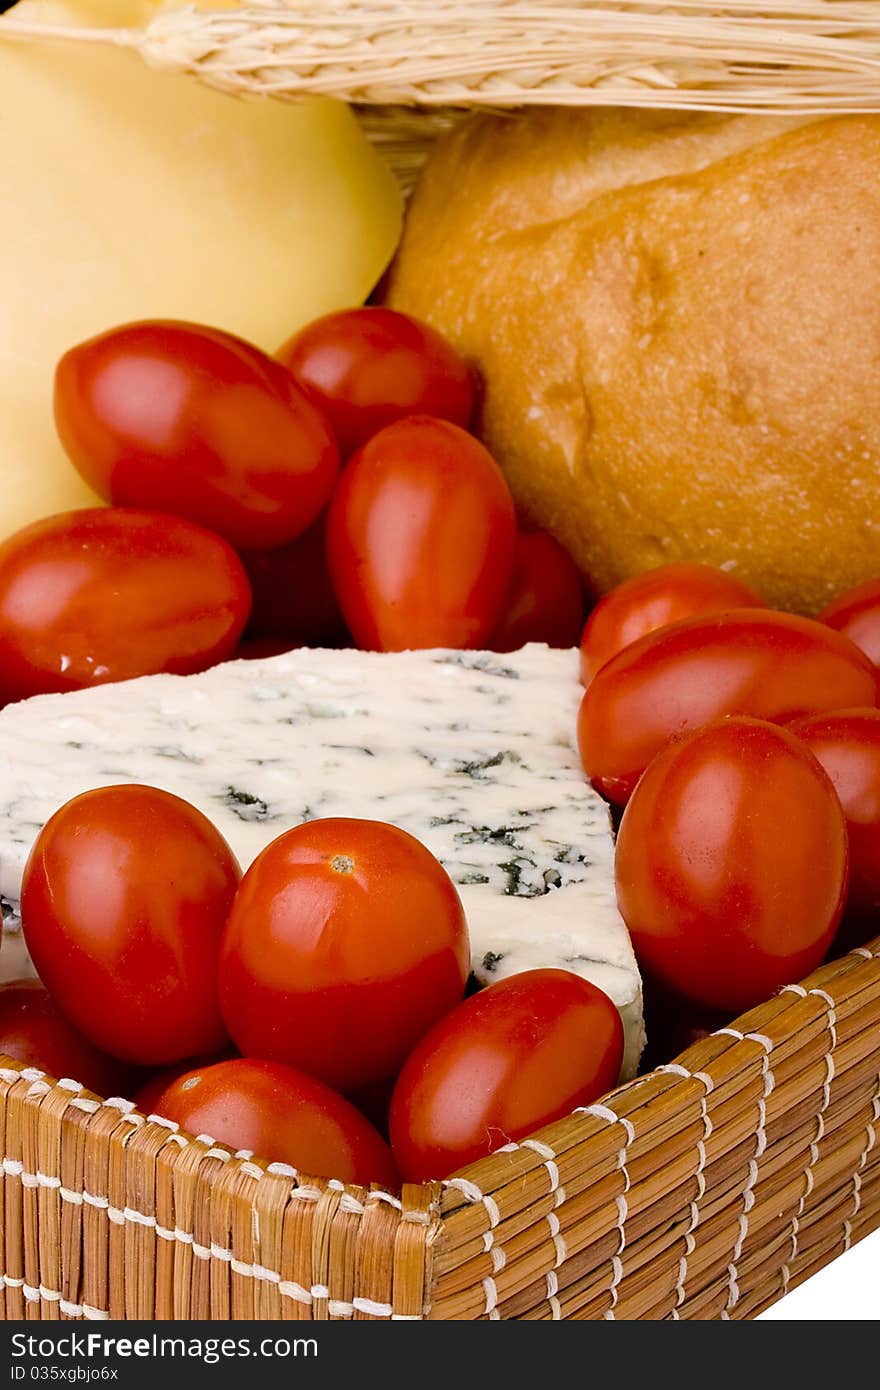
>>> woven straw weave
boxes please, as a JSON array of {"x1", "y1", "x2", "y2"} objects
[{"x1": 2, "y1": 935, "x2": 878, "y2": 1320}]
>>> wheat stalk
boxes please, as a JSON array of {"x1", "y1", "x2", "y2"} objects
[{"x1": 4, "y1": 2, "x2": 880, "y2": 189}]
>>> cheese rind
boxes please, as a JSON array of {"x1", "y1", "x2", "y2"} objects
[{"x1": 0, "y1": 644, "x2": 644, "y2": 1076}]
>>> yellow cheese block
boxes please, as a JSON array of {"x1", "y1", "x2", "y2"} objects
[
  {"x1": 0, "y1": 6, "x2": 402, "y2": 539},
  {"x1": 15, "y1": 1, "x2": 241, "y2": 23}
]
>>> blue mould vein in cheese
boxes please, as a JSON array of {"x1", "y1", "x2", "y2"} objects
[{"x1": 0, "y1": 644, "x2": 645, "y2": 1076}]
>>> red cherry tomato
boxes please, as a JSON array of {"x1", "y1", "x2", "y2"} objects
[
  {"x1": 614, "y1": 717, "x2": 848, "y2": 1013},
  {"x1": 54, "y1": 320, "x2": 339, "y2": 550},
  {"x1": 240, "y1": 511, "x2": 346, "y2": 646},
  {"x1": 0, "y1": 508, "x2": 251, "y2": 704},
  {"x1": 327, "y1": 417, "x2": 516, "y2": 651},
  {"x1": 788, "y1": 708, "x2": 880, "y2": 948},
  {"x1": 490, "y1": 531, "x2": 585, "y2": 653},
  {"x1": 21, "y1": 784, "x2": 241, "y2": 1066},
  {"x1": 277, "y1": 307, "x2": 475, "y2": 458},
  {"x1": 579, "y1": 562, "x2": 766, "y2": 685},
  {"x1": 0, "y1": 979, "x2": 137, "y2": 1096},
  {"x1": 819, "y1": 578, "x2": 880, "y2": 668},
  {"x1": 152, "y1": 1058, "x2": 399, "y2": 1188},
  {"x1": 131, "y1": 1047, "x2": 238, "y2": 1116},
  {"x1": 388, "y1": 968, "x2": 623, "y2": 1183},
  {"x1": 219, "y1": 817, "x2": 470, "y2": 1093},
  {"x1": 578, "y1": 609, "x2": 879, "y2": 806}
]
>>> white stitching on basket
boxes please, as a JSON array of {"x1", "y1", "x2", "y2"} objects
[
  {"x1": 722, "y1": 1032, "x2": 775, "y2": 1318},
  {"x1": 0, "y1": 1275, "x2": 109, "y2": 1320},
  {"x1": 657, "y1": 1064, "x2": 714, "y2": 1314},
  {"x1": 352, "y1": 1296, "x2": 395, "y2": 1318},
  {"x1": 367, "y1": 1189, "x2": 403, "y2": 1211},
  {"x1": 20, "y1": 1284, "x2": 106, "y2": 1319},
  {"x1": 844, "y1": 1081, "x2": 880, "y2": 1251},
  {"x1": 576, "y1": 1104, "x2": 633, "y2": 1320},
  {"x1": 443, "y1": 1176, "x2": 503, "y2": 1314},
  {"x1": 276, "y1": 1279, "x2": 310, "y2": 1305},
  {"x1": 778, "y1": 986, "x2": 838, "y2": 1293},
  {"x1": 521, "y1": 1137, "x2": 567, "y2": 1283}
]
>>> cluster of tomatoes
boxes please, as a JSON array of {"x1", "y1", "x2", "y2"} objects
[
  {"x1": 1, "y1": 787, "x2": 623, "y2": 1187},
  {"x1": 5, "y1": 294, "x2": 880, "y2": 1185},
  {"x1": 576, "y1": 561, "x2": 880, "y2": 1058},
  {"x1": 0, "y1": 307, "x2": 586, "y2": 707}
]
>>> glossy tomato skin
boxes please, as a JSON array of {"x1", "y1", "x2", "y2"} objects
[
  {"x1": 131, "y1": 1046, "x2": 239, "y2": 1116},
  {"x1": 819, "y1": 579, "x2": 880, "y2": 668},
  {"x1": 240, "y1": 511, "x2": 347, "y2": 646},
  {"x1": 0, "y1": 979, "x2": 137, "y2": 1096},
  {"x1": 21, "y1": 785, "x2": 241, "y2": 1066},
  {"x1": 152, "y1": 1058, "x2": 399, "y2": 1188},
  {"x1": 277, "y1": 307, "x2": 475, "y2": 458},
  {"x1": 0, "y1": 508, "x2": 251, "y2": 704},
  {"x1": 490, "y1": 531, "x2": 586, "y2": 653},
  {"x1": 614, "y1": 717, "x2": 848, "y2": 1013},
  {"x1": 54, "y1": 320, "x2": 339, "y2": 550},
  {"x1": 788, "y1": 708, "x2": 880, "y2": 947},
  {"x1": 578, "y1": 609, "x2": 879, "y2": 806},
  {"x1": 219, "y1": 817, "x2": 471, "y2": 1093},
  {"x1": 388, "y1": 968, "x2": 624, "y2": 1183},
  {"x1": 327, "y1": 417, "x2": 516, "y2": 651},
  {"x1": 579, "y1": 562, "x2": 766, "y2": 685}
]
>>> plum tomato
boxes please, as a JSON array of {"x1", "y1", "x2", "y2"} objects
[
  {"x1": 788, "y1": 708, "x2": 880, "y2": 948},
  {"x1": 0, "y1": 508, "x2": 251, "y2": 704},
  {"x1": 219, "y1": 817, "x2": 471, "y2": 1093},
  {"x1": 240, "y1": 511, "x2": 347, "y2": 646},
  {"x1": 579, "y1": 562, "x2": 766, "y2": 685},
  {"x1": 388, "y1": 968, "x2": 624, "y2": 1183},
  {"x1": 490, "y1": 530, "x2": 586, "y2": 653},
  {"x1": 819, "y1": 578, "x2": 880, "y2": 668},
  {"x1": 614, "y1": 717, "x2": 848, "y2": 1014},
  {"x1": 578, "y1": 609, "x2": 879, "y2": 806},
  {"x1": 327, "y1": 416, "x2": 516, "y2": 651},
  {"x1": 21, "y1": 784, "x2": 241, "y2": 1066},
  {"x1": 54, "y1": 320, "x2": 339, "y2": 550},
  {"x1": 276, "y1": 306, "x2": 475, "y2": 458},
  {"x1": 131, "y1": 1046, "x2": 239, "y2": 1117},
  {"x1": 151, "y1": 1058, "x2": 399, "y2": 1188},
  {"x1": 0, "y1": 979, "x2": 137, "y2": 1097}
]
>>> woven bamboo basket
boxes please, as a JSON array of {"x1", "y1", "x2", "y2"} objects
[{"x1": 2, "y1": 1, "x2": 880, "y2": 1322}]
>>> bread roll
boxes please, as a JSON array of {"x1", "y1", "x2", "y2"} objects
[{"x1": 386, "y1": 110, "x2": 880, "y2": 614}]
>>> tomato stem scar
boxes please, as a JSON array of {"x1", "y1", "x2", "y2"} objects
[{"x1": 331, "y1": 854, "x2": 355, "y2": 874}]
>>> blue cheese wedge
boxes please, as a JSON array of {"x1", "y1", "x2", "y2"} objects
[{"x1": 0, "y1": 644, "x2": 644, "y2": 1076}]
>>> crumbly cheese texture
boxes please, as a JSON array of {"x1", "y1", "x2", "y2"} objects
[{"x1": 0, "y1": 644, "x2": 644, "y2": 1076}]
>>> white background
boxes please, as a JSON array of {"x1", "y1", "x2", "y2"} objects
[{"x1": 758, "y1": 1226, "x2": 880, "y2": 1319}]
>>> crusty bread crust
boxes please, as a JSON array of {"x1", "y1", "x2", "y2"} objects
[{"x1": 387, "y1": 110, "x2": 880, "y2": 614}]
